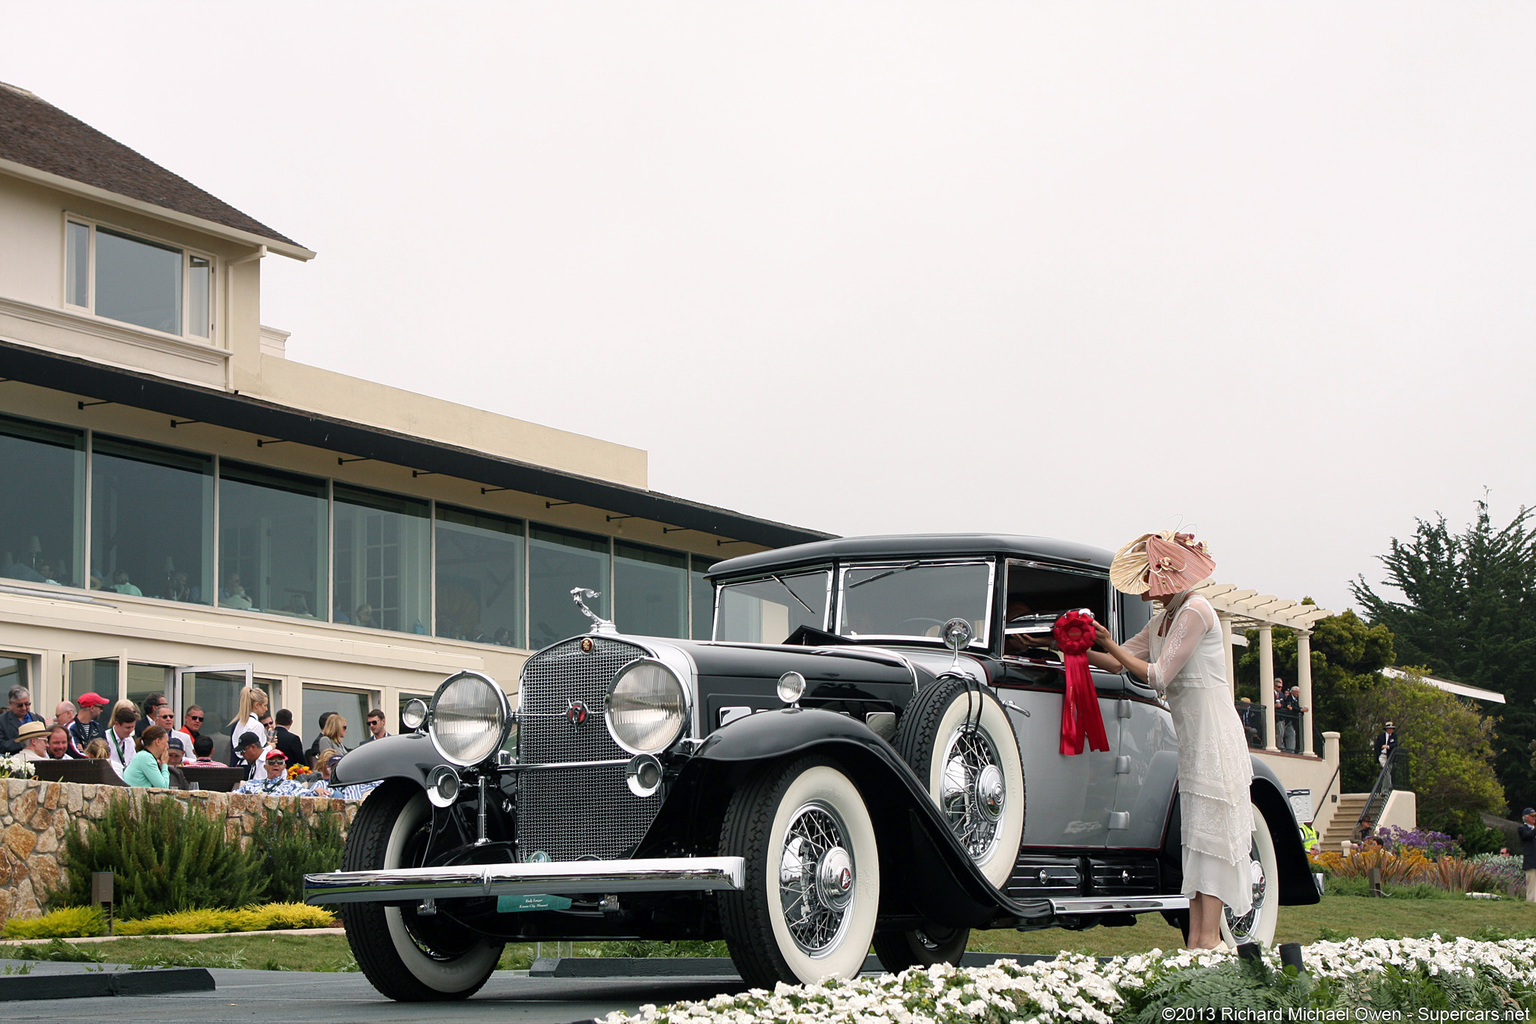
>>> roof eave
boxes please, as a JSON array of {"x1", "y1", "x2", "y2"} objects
[{"x1": 0, "y1": 158, "x2": 315, "y2": 262}]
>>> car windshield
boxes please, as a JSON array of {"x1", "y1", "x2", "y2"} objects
[
  {"x1": 837, "y1": 560, "x2": 993, "y2": 644},
  {"x1": 715, "y1": 569, "x2": 832, "y2": 642}
]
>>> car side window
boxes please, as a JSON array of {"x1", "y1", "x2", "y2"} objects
[{"x1": 1001, "y1": 562, "x2": 1111, "y2": 659}]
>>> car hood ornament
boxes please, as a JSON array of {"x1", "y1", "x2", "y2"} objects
[{"x1": 571, "y1": 587, "x2": 617, "y2": 634}]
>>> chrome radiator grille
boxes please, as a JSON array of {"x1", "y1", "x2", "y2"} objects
[{"x1": 516, "y1": 635, "x2": 657, "y2": 862}]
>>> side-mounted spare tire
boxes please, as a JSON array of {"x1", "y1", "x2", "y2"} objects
[{"x1": 874, "y1": 675, "x2": 1025, "y2": 971}]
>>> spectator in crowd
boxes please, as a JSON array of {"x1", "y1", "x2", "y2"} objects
[
  {"x1": 83, "y1": 738, "x2": 110, "y2": 761},
  {"x1": 45, "y1": 725, "x2": 72, "y2": 759},
  {"x1": 189, "y1": 734, "x2": 221, "y2": 766},
  {"x1": 315, "y1": 714, "x2": 349, "y2": 764},
  {"x1": 124, "y1": 725, "x2": 170, "y2": 788},
  {"x1": 136, "y1": 692, "x2": 168, "y2": 737},
  {"x1": 305, "y1": 712, "x2": 335, "y2": 766},
  {"x1": 354, "y1": 603, "x2": 379, "y2": 629},
  {"x1": 16, "y1": 720, "x2": 48, "y2": 761},
  {"x1": 218, "y1": 572, "x2": 253, "y2": 610},
  {"x1": 309, "y1": 751, "x2": 379, "y2": 801},
  {"x1": 1278, "y1": 683, "x2": 1301, "y2": 752},
  {"x1": 308, "y1": 750, "x2": 339, "y2": 789},
  {"x1": 110, "y1": 570, "x2": 142, "y2": 596},
  {"x1": 227, "y1": 687, "x2": 269, "y2": 765},
  {"x1": 235, "y1": 731, "x2": 266, "y2": 780},
  {"x1": 165, "y1": 737, "x2": 190, "y2": 790},
  {"x1": 151, "y1": 702, "x2": 177, "y2": 739},
  {"x1": 1519, "y1": 808, "x2": 1536, "y2": 903},
  {"x1": 362, "y1": 708, "x2": 389, "y2": 744},
  {"x1": 69, "y1": 692, "x2": 109, "y2": 758},
  {"x1": 105, "y1": 703, "x2": 139, "y2": 775},
  {"x1": 52, "y1": 701, "x2": 75, "y2": 729},
  {"x1": 259, "y1": 710, "x2": 275, "y2": 740},
  {"x1": 0, "y1": 686, "x2": 41, "y2": 754},
  {"x1": 237, "y1": 750, "x2": 308, "y2": 796},
  {"x1": 172, "y1": 705, "x2": 202, "y2": 754},
  {"x1": 272, "y1": 709, "x2": 305, "y2": 767},
  {"x1": 1374, "y1": 721, "x2": 1400, "y2": 771}
]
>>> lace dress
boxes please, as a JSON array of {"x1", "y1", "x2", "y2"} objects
[{"x1": 1124, "y1": 593, "x2": 1254, "y2": 915}]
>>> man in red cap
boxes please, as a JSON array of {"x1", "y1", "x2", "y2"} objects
[{"x1": 68, "y1": 692, "x2": 110, "y2": 758}]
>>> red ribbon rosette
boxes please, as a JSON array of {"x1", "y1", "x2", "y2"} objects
[{"x1": 1054, "y1": 610, "x2": 1110, "y2": 756}]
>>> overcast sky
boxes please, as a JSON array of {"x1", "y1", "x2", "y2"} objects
[{"x1": 6, "y1": 2, "x2": 1534, "y2": 617}]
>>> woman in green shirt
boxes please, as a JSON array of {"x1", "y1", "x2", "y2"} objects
[{"x1": 124, "y1": 725, "x2": 170, "y2": 788}]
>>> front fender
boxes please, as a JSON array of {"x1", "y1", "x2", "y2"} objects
[
  {"x1": 1250, "y1": 756, "x2": 1321, "y2": 906},
  {"x1": 332, "y1": 732, "x2": 445, "y2": 788},
  {"x1": 639, "y1": 708, "x2": 1052, "y2": 930}
]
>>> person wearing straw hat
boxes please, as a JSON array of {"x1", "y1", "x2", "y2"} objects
[
  {"x1": 1089, "y1": 530, "x2": 1254, "y2": 950},
  {"x1": 15, "y1": 720, "x2": 49, "y2": 761}
]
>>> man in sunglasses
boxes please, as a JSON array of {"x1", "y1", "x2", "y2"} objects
[
  {"x1": 173, "y1": 705, "x2": 204, "y2": 754},
  {"x1": 0, "y1": 686, "x2": 41, "y2": 754}
]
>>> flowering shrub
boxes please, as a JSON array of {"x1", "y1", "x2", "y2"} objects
[
  {"x1": 1470, "y1": 853, "x2": 1527, "y2": 899},
  {"x1": 598, "y1": 937, "x2": 1536, "y2": 1024},
  {"x1": 1309, "y1": 845, "x2": 1430, "y2": 883},
  {"x1": 1311, "y1": 846, "x2": 1520, "y2": 898},
  {"x1": 0, "y1": 754, "x2": 35, "y2": 780},
  {"x1": 1381, "y1": 824, "x2": 1458, "y2": 858}
]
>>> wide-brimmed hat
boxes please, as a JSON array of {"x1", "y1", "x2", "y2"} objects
[
  {"x1": 76, "y1": 692, "x2": 110, "y2": 708},
  {"x1": 1110, "y1": 531, "x2": 1216, "y2": 598},
  {"x1": 16, "y1": 721, "x2": 47, "y2": 742}
]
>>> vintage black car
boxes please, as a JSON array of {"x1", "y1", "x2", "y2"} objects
[{"x1": 305, "y1": 534, "x2": 1319, "y2": 1001}]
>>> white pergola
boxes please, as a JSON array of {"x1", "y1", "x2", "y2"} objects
[{"x1": 1190, "y1": 581, "x2": 1333, "y2": 757}]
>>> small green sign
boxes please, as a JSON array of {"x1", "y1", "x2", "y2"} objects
[{"x1": 496, "y1": 893, "x2": 573, "y2": 913}]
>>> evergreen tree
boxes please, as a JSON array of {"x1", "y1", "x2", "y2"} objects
[{"x1": 1351, "y1": 500, "x2": 1536, "y2": 811}]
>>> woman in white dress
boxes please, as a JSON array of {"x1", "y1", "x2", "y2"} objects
[
  {"x1": 1089, "y1": 531, "x2": 1254, "y2": 949},
  {"x1": 227, "y1": 685, "x2": 270, "y2": 765}
]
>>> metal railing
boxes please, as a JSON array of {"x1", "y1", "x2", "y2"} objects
[{"x1": 1350, "y1": 749, "x2": 1410, "y2": 841}]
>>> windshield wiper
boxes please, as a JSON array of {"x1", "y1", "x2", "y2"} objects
[
  {"x1": 769, "y1": 574, "x2": 818, "y2": 615},
  {"x1": 846, "y1": 560, "x2": 922, "y2": 589}
]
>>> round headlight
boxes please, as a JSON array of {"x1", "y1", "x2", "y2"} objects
[
  {"x1": 401, "y1": 698, "x2": 429, "y2": 731},
  {"x1": 429, "y1": 671, "x2": 511, "y2": 766},
  {"x1": 605, "y1": 659, "x2": 688, "y2": 755}
]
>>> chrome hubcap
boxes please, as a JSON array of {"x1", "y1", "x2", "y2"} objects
[
  {"x1": 1226, "y1": 833, "x2": 1268, "y2": 940},
  {"x1": 939, "y1": 725, "x2": 1006, "y2": 862},
  {"x1": 777, "y1": 801, "x2": 855, "y2": 956}
]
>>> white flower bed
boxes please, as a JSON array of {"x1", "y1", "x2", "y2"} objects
[{"x1": 598, "y1": 937, "x2": 1536, "y2": 1024}]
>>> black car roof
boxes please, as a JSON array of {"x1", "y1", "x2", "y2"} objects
[{"x1": 706, "y1": 533, "x2": 1114, "y2": 579}]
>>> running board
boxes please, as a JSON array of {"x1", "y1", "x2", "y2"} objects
[
  {"x1": 304, "y1": 856, "x2": 745, "y2": 905},
  {"x1": 1048, "y1": 895, "x2": 1190, "y2": 915}
]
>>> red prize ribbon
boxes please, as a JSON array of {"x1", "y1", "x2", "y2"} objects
[{"x1": 1054, "y1": 610, "x2": 1110, "y2": 756}]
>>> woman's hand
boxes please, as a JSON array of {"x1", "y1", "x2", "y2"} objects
[{"x1": 1093, "y1": 621, "x2": 1114, "y2": 648}]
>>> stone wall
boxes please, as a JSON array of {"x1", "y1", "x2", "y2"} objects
[{"x1": 0, "y1": 778, "x2": 359, "y2": 926}]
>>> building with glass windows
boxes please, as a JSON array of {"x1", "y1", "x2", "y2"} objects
[{"x1": 0, "y1": 82, "x2": 823, "y2": 760}]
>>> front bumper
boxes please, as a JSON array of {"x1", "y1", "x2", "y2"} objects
[{"x1": 303, "y1": 856, "x2": 746, "y2": 906}]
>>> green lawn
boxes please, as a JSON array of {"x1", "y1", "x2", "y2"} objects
[{"x1": 4, "y1": 894, "x2": 1533, "y2": 972}]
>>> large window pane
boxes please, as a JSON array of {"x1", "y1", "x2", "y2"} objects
[
  {"x1": 95, "y1": 228, "x2": 182, "y2": 334},
  {"x1": 219, "y1": 462, "x2": 327, "y2": 617},
  {"x1": 0, "y1": 415, "x2": 84, "y2": 588},
  {"x1": 435, "y1": 506, "x2": 524, "y2": 647},
  {"x1": 690, "y1": 556, "x2": 713, "y2": 640},
  {"x1": 68, "y1": 657, "x2": 120, "y2": 706},
  {"x1": 126, "y1": 663, "x2": 170, "y2": 714},
  {"x1": 715, "y1": 570, "x2": 830, "y2": 643},
  {"x1": 66, "y1": 221, "x2": 90, "y2": 307},
  {"x1": 188, "y1": 255, "x2": 211, "y2": 338},
  {"x1": 301, "y1": 684, "x2": 372, "y2": 755},
  {"x1": 528, "y1": 526, "x2": 609, "y2": 649},
  {"x1": 333, "y1": 485, "x2": 429, "y2": 633},
  {"x1": 0, "y1": 655, "x2": 30, "y2": 697},
  {"x1": 90, "y1": 436, "x2": 212, "y2": 600},
  {"x1": 615, "y1": 542, "x2": 687, "y2": 638}
]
